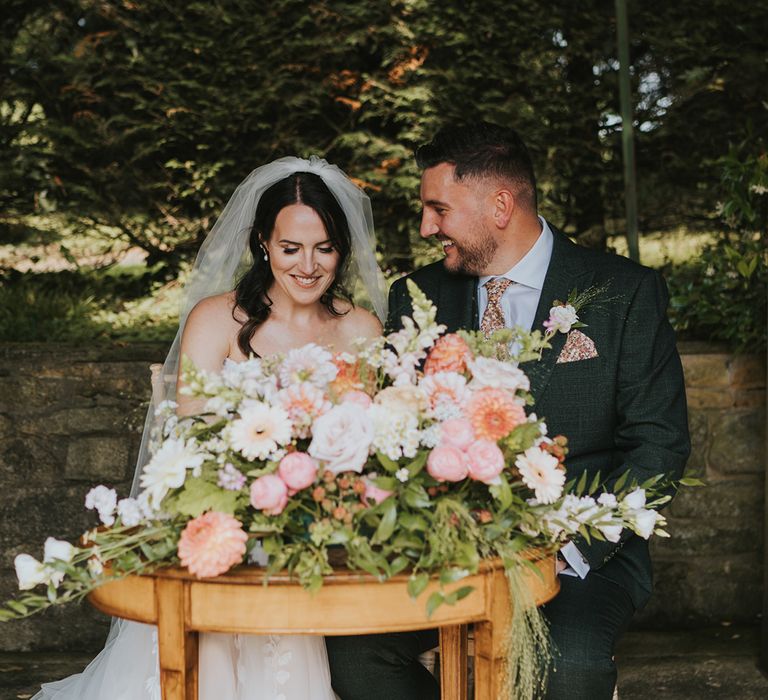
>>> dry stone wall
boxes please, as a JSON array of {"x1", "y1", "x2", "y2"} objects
[{"x1": 0, "y1": 342, "x2": 764, "y2": 651}]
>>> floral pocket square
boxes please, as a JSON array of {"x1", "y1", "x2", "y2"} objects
[{"x1": 556, "y1": 329, "x2": 598, "y2": 364}]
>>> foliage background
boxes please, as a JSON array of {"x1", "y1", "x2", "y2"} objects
[{"x1": 1, "y1": 0, "x2": 766, "y2": 348}]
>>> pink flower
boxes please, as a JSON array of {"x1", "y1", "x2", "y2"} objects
[
  {"x1": 341, "y1": 390, "x2": 373, "y2": 408},
  {"x1": 439, "y1": 418, "x2": 476, "y2": 452},
  {"x1": 465, "y1": 439, "x2": 505, "y2": 484},
  {"x1": 177, "y1": 511, "x2": 248, "y2": 578},
  {"x1": 466, "y1": 387, "x2": 526, "y2": 441},
  {"x1": 427, "y1": 445, "x2": 468, "y2": 482},
  {"x1": 278, "y1": 452, "x2": 318, "y2": 494},
  {"x1": 424, "y1": 334, "x2": 472, "y2": 375},
  {"x1": 361, "y1": 478, "x2": 394, "y2": 505},
  {"x1": 250, "y1": 474, "x2": 289, "y2": 515}
]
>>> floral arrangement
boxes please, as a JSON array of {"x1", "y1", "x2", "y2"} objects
[{"x1": 3, "y1": 282, "x2": 680, "y2": 698}]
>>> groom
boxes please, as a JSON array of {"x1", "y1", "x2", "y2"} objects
[{"x1": 326, "y1": 122, "x2": 690, "y2": 699}]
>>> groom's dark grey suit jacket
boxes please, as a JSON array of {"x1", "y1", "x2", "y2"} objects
[{"x1": 386, "y1": 227, "x2": 690, "y2": 609}]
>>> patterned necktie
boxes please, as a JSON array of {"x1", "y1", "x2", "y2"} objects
[{"x1": 480, "y1": 277, "x2": 514, "y2": 336}]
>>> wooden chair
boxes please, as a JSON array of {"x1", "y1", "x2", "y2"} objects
[{"x1": 89, "y1": 556, "x2": 559, "y2": 700}]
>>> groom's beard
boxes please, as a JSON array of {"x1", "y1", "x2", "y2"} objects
[{"x1": 443, "y1": 223, "x2": 498, "y2": 276}]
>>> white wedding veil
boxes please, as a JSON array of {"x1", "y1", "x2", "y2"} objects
[{"x1": 129, "y1": 155, "x2": 388, "y2": 496}]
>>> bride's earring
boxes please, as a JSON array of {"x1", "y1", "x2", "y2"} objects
[{"x1": 261, "y1": 246, "x2": 268, "y2": 261}]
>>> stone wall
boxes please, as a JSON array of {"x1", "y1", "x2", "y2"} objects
[
  {"x1": 0, "y1": 343, "x2": 166, "y2": 652},
  {"x1": 0, "y1": 342, "x2": 765, "y2": 652},
  {"x1": 636, "y1": 345, "x2": 766, "y2": 628}
]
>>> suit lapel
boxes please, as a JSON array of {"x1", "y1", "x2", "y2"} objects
[
  {"x1": 436, "y1": 270, "x2": 478, "y2": 333},
  {"x1": 526, "y1": 229, "x2": 594, "y2": 400}
]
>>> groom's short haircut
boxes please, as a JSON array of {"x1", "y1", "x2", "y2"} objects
[{"x1": 416, "y1": 122, "x2": 537, "y2": 211}]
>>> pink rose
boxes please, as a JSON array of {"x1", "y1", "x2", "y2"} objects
[
  {"x1": 465, "y1": 439, "x2": 505, "y2": 484},
  {"x1": 439, "y1": 418, "x2": 475, "y2": 452},
  {"x1": 362, "y1": 478, "x2": 393, "y2": 506},
  {"x1": 250, "y1": 474, "x2": 288, "y2": 515},
  {"x1": 341, "y1": 390, "x2": 373, "y2": 408},
  {"x1": 278, "y1": 452, "x2": 318, "y2": 494},
  {"x1": 427, "y1": 445, "x2": 468, "y2": 482}
]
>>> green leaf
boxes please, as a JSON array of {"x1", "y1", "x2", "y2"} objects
[
  {"x1": 376, "y1": 452, "x2": 400, "y2": 473},
  {"x1": 171, "y1": 477, "x2": 242, "y2": 517},
  {"x1": 426, "y1": 591, "x2": 444, "y2": 618},
  {"x1": 679, "y1": 477, "x2": 706, "y2": 487},
  {"x1": 407, "y1": 572, "x2": 430, "y2": 598},
  {"x1": 443, "y1": 585, "x2": 474, "y2": 605},
  {"x1": 398, "y1": 513, "x2": 429, "y2": 532},
  {"x1": 373, "y1": 499, "x2": 397, "y2": 544},
  {"x1": 439, "y1": 567, "x2": 469, "y2": 585}
]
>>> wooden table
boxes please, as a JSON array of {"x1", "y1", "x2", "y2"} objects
[{"x1": 88, "y1": 556, "x2": 559, "y2": 700}]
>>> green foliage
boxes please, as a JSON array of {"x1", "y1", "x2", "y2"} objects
[
  {"x1": 3, "y1": 0, "x2": 766, "y2": 270},
  {"x1": 666, "y1": 235, "x2": 766, "y2": 352},
  {"x1": 665, "y1": 140, "x2": 767, "y2": 353},
  {"x1": 0, "y1": 267, "x2": 178, "y2": 342}
]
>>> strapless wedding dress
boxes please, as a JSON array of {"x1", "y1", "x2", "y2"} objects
[{"x1": 33, "y1": 619, "x2": 337, "y2": 699}]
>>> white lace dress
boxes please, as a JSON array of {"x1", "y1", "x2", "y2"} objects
[{"x1": 33, "y1": 620, "x2": 337, "y2": 699}]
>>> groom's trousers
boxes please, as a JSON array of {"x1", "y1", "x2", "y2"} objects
[
  {"x1": 326, "y1": 572, "x2": 633, "y2": 700},
  {"x1": 542, "y1": 572, "x2": 635, "y2": 700},
  {"x1": 326, "y1": 628, "x2": 440, "y2": 700}
]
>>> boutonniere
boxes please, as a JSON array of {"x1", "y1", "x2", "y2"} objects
[{"x1": 543, "y1": 285, "x2": 607, "y2": 341}]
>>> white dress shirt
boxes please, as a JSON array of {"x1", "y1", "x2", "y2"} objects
[{"x1": 476, "y1": 216, "x2": 590, "y2": 579}]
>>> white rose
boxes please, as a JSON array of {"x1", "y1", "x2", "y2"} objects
[
  {"x1": 632, "y1": 508, "x2": 659, "y2": 539},
  {"x1": 622, "y1": 488, "x2": 646, "y2": 510},
  {"x1": 547, "y1": 304, "x2": 578, "y2": 334},
  {"x1": 469, "y1": 357, "x2": 530, "y2": 393},
  {"x1": 599, "y1": 524, "x2": 623, "y2": 543},
  {"x1": 14, "y1": 554, "x2": 49, "y2": 590},
  {"x1": 308, "y1": 403, "x2": 374, "y2": 474}
]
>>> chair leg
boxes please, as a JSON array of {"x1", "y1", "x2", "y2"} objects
[{"x1": 439, "y1": 625, "x2": 468, "y2": 700}]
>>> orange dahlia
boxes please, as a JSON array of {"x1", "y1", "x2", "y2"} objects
[
  {"x1": 424, "y1": 334, "x2": 472, "y2": 375},
  {"x1": 178, "y1": 511, "x2": 248, "y2": 578},
  {"x1": 466, "y1": 387, "x2": 526, "y2": 441}
]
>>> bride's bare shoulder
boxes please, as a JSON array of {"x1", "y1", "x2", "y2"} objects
[
  {"x1": 336, "y1": 303, "x2": 383, "y2": 341},
  {"x1": 185, "y1": 292, "x2": 241, "y2": 332}
]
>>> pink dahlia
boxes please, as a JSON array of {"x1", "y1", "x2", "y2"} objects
[
  {"x1": 178, "y1": 511, "x2": 248, "y2": 578},
  {"x1": 466, "y1": 387, "x2": 526, "y2": 441}
]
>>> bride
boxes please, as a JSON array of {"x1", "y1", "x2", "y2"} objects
[{"x1": 33, "y1": 157, "x2": 388, "y2": 700}]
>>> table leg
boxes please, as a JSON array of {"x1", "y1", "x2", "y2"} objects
[
  {"x1": 155, "y1": 578, "x2": 199, "y2": 700},
  {"x1": 473, "y1": 571, "x2": 512, "y2": 699},
  {"x1": 439, "y1": 625, "x2": 468, "y2": 700}
]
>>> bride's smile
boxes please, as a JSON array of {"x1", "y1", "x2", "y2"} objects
[{"x1": 266, "y1": 203, "x2": 340, "y2": 305}]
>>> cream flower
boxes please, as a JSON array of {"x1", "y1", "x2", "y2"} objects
[
  {"x1": 14, "y1": 554, "x2": 49, "y2": 590},
  {"x1": 515, "y1": 446, "x2": 565, "y2": 504},
  {"x1": 278, "y1": 382, "x2": 331, "y2": 439},
  {"x1": 419, "y1": 372, "x2": 470, "y2": 417},
  {"x1": 469, "y1": 357, "x2": 530, "y2": 393},
  {"x1": 544, "y1": 304, "x2": 578, "y2": 335},
  {"x1": 227, "y1": 402, "x2": 292, "y2": 461},
  {"x1": 140, "y1": 438, "x2": 206, "y2": 508},
  {"x1": 278, "y1": 343, "x2": 338, "y2": 389},
  {"x1": 308, "y1": 403, "x2": 374, "y2": 474}
]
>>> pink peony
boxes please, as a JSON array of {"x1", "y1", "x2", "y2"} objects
[
  {"x1": 250, "y1": 474, "x2": 289, "y2": 515},
  {"x1": 465, "y1": 439, "x2": 505, "y2": 484},
  {"x1": 361, "y1": 478, "x2": 394, "y2": 505},
  {"x1": 341, "y1": 390, "x2": 373, "y2": 408},
  {"x1": 439, "y1": 418, "x2": 476, "y2": 452},
  {"x1": 278, "y1": 452, "x2": 319, "y2": 494},
  {"x1": 427, "y1": 445, "x2": 468, "y2": 482},
  {"x1": 177, "y1": 511, "x2": 248, "y2": 578}
]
